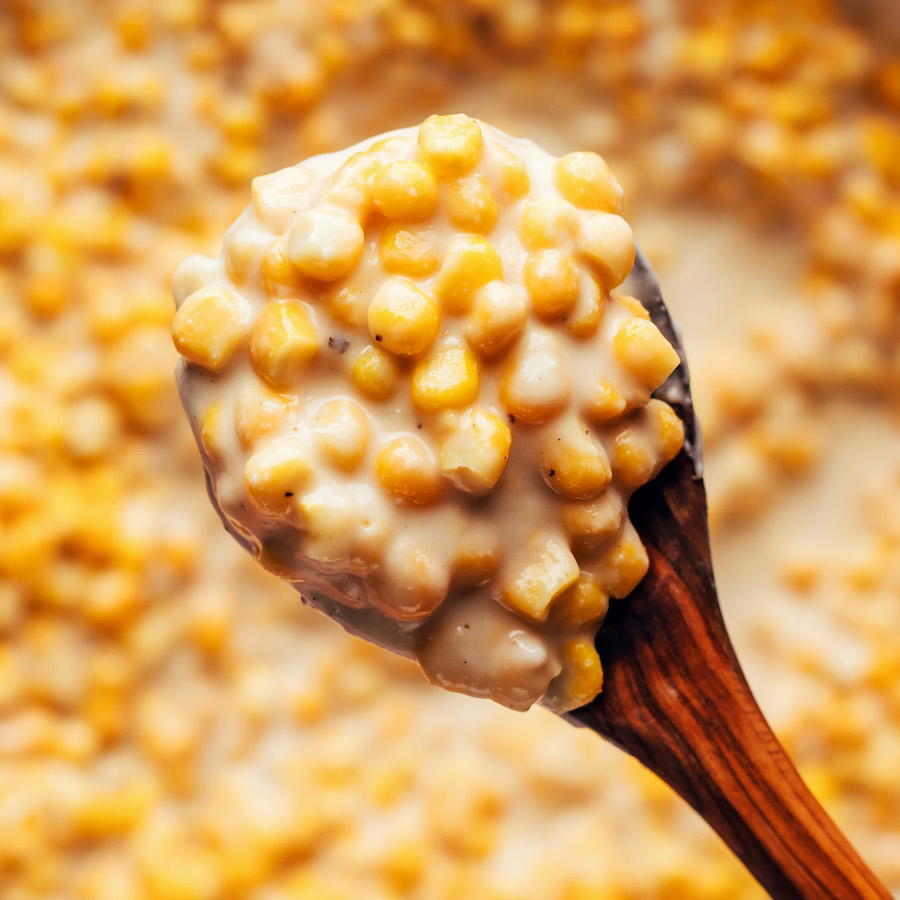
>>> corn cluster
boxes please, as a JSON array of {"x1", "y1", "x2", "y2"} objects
[
  {"x1": 3, "y1": 0, "x2": 900, "y2": 898},
  {"x1": 174, "y1": 116, "x2": 684, "y2": 714}
]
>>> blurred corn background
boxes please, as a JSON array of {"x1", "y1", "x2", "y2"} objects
[{"x1": 1, "y1": 1, "x2": 899, "y2": 899}]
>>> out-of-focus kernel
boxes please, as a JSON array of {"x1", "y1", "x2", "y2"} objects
[
  {"x1": 367, "y1": 277, "x2": 440, "y2": 357},
  {"x1": 311, "y1": 398, "x2": 371, "y2": 470},
  {"x1": 417, "y1": 113, "x2": 484, "y2": 178},
  {"x1": 555, "y1": 152, "x2": 623, "y2": 213},
  {"x1": 411, "y1": 339, "x2": 480, "y2": 414},
  {"x1": 440, "y1": 409, "x2": 511, "y2": 494},
  {"x1": 288, "y1": 206, "x2": 364, "y2": 281},
  {"x1": 250, "y1": 299, "x2": 319, "y2": 390},
  {"x1": 372, "y1": 161, "x2": 438, "y2": 220},
  {"x1": 524, "y1": 249, "x2": 582, "y2": 319},
  {"x1": 244, "y1": 438, "x2": 312, "y2": 515},
  {"x1": 446, "y1": 173, "x2": 499, "y2": 233},
  {"x1": 375, "y1": 435, "x2": 443, "y2": 506},
  {"x1": 172, "y1": 286, "x2": 250, "y2": 373},
  {"x1": 351, "y1": 345, "x2": 399, "y2": 400}
]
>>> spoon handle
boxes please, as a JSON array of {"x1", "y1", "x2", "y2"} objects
[{"x1": 570, "y1": 454, "x2": 892, "y2": 900}]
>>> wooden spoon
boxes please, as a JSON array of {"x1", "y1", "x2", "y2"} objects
[{"x1": 567, "y1": 250, "x2": 892, "y2": 900}]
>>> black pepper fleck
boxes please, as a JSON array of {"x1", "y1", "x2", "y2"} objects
[
  {"x1": 549, "y1": 469, "x2": 556, "y2": 477},
  {"x1": 328, "y1": 335, "x2": 349, "y2": 354},
  {"x1": 284, "y1": 492, "x2": 293, "y2": 497},
  {"x1": 508, "y1": 414, "x2": 516, "y2": 424},
  {"x1": 375, "y1": 334, "x2": 383, "y2": 342}
]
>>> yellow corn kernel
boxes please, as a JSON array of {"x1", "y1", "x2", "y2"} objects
[
  {"x1": 611, "y1": 422, "x2": 658, "y2": 490},
  {"x1": 249, "y1": 299, "x2": 318, "y2": 389},
  {"x1": 463, "y1": 281, "x2": 527, "y2": 358},
  {"x1": 555, "y1": 151, "x2": 623, "y2": 213},
  {"x1": 261, "y1": 238, "x2": 296, "y2": 294},
  {"x1": 434, "y1": 235, "x2": 503, "y2": 314},
  {"x1": 616, "y1": 293, "x2": 650, "y2": 319},
  {"x1": 300, "y1": 482, "x2": 388, "y2": 566},
  {"x1": 440, "y1": 409, "x2": 511, "y2": 494},
  {"x1": 546, "y1": 638, "x2": 604, "y2": 712},
  {"x1": 199, "y1": 404, "x2": 226, "y2": 464},
  {"x1": 612, "y1": 317, "x2": 680, "y2": 392},
  {"x1": 375, "y1": 435, "x2": 443, "y2": 506},
  {"x1": 84, "y1": 569, "x2": 142, "y2": 627},
  {"x1": 235, "y1": 385, "x2": 294, "y2": 448},
  {"x1": 552, "y1": 574, "x2": 609, "y2": 629},
  {"x1": 446, "y1": 173, "x2": 498, "y2": 233},
  {"x1": 583, "y1": 377, "x2": 627, "y2": 424},
  {"x1": 351, "y1": 345, "x2": 399, "y2": 400},
  {"x1": 494, "y1": 144, "x2": 531, "y2": 198},
  {"x1": 288, "y1": 206, "x2": 364, "y2": 281},
  {"x1": 244, "y1": 438, "x2": 312, "y2": 515},
  {"x1": 411, "y1": 339, "x2": 480, "y2": 414},
  {"x1": 311, "y1": 398, "x2": 371, "y2": 470},
  {"x1": 380, "y1": 839, "x2": 426, "y2": 894},
  {"x1": 562, "y1": 493, "x2": 624, "y2": 553},
  {"x1": 540, "y1": 417, "x2": 611, "y2": 499},
  {"x1": 452, "y1": 525, "x2": 501, "y2": 585},
  {"x1": 594, "y1": 523, "x2": 649, "y2": 597},
  {"x1": 372, "y1": 161, "x2": 438, "y2": 220},
  {"x1": 524, "y1": 249, "x2": 581, "y2": 319},
  {"x1": 172, "y1": 286, "x2": 249, "y2": 373},
  {"x1": 501, "y1": 531, "x2": 580, "y2": 623},
  {"x1": 380, "y1": 223, "x2": 441, "y2": 277},
  {"x1": 567, "y1": 279, "x2": 603, "y2": 338},
  {"x1": 252, "y1": 165, "x2": 315, "y2": 231},
  {"x1": 226, "y1": 228, "x2": 272, "y2": 286},
  {"x1": 367, "y1": 277, "x2": 440, "y2": 357},
  {"x1": 377, "y1": 534, "x2": 450, "y2": 619},
  {"x1": 417, "y1": 113, "x2": 483, "y2": 178},
  {"x1": 140, "y1": 845, "x2": 222, "y2": 900},
  {"x1": 648, "y1": 398, "x2": 685, "y2": 466},
  {"x1": 321, "y1": 151, "x2": 382, "y2": 217},
  {"x1": 325, "y1": 285, "x2": 369, "y2": 329},
  {"x1": 519, "y1": 197, "x2": 579, "y2": 249},
  {"x1": 500, "y1": 330, "x2": 571, "y2": 424},
  {"x1": 578, "y1": 212, "x2": 635, "y2": 288}
]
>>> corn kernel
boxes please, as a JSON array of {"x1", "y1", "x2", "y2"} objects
[
  {"x1": 551, "y1": 574, "x2": 609, "y2": 629},
  {"x1": 440, "y1": 409, "x2": 511, "y2": 494},
  {"x1": 612, "y1": 317, "x2": 680, "y2": 392},
  {"x1": 252, "y1": 165, "x2": 315, "y2": 232},
  {"x1": 583, "y1": 377, "x2": 627, "y2": 424},
  {"x1": 351, "y1": 345, "x2": 400, "y2": 400},
  {"x1": 452, "y1": 525, "x2": 501, "y2": 585},
  {"x1": 300, "y1": 482, "x2": 388, "y2": 565},
  {"x1": 567, "y1": 278, "x2": 603, "y2": 338},
  {"x1": 556, "y1": 151, "x2": 623, "y2": 212},
  {"x1": 463, "y1": 281, "x2": 527, "y2": 358},
  {"x1": 594, "y1": 523, "x2": 649, "y2": 597},
  {"x1": 261, "y1": 238, "x2": 296, "y2": 294},
  {"x1": 288, "y1": 206, "x2": 364, "y2": 281},
  {"x1": 524, "y1": 249, "x2": 582, "y2": 319},
  {"x1": 375, "y1": 535, "x2": 450, "y2": 619},
  {"x1": 226, "y1": 228, "x2": 272, "y2": 285},
  {"x1": 616, "y1": 293, "x2": 650, "y2": 319},
  {"x1": 375, "y1": 436, "x2": 443, "y2": 505},
  {"x1": 446, "y1": 173, "x2": 499, "y2": 233},
  {"x1": 494, "y1": 144, "x2": 531, "y2": 198},
  {"x1": 578, "y1": 212, "x2": 635, "y2": 288},
  {"x1": 380, "y1": 223, "x2": 441, "y2": 277},
  {"x1": 540, "y1": 417, "x2": 611, "y2": 499},
  {"x1": 501, "y1": 531, "x2": 580, "y2": 623},
  {"x1": 372, "y1": 161, "x2": 438, "y2": 220},
  {"x1": 367, "y1": 277, "x2": 440, "y2": 357},
  {"x1": 500, "y1": 330, "x2": 571, "y2": 424},
  {"x1": 562, "y1": 493, "x2": 624, "y2": 553},
  {"x1": 235, "y1": 385, "x2": 294, "y2": 448},
  {"x1": 321, "y1": 151, "x2": 382, "y2": 217},
  {"x1": 545, "y1": 637, "x2": 604, "y2": 712},
  {"x1": 647, "y1": 398, "x2": 685, "y2": 466},
  {"x1": 244, "y1": 438, "x2": 312, "y2": 515},
  {"x1": 411, "y1": 339, "x2": 480, "y2": 414},
  {"x1": 250, "y1": 299, "x2": 319, "y2": 389},
  {"x1": 311, "y1": 398, "x2": 371, "y2": 470},
  {"x1": 519, "y1": 197, "x2": 580, "y2": 249},
  {"x1": 611, "y1": 422, "x2": 658, "y2": 490},
  {"x1": 434, "y1": 235, "x2": 504, "y2": 314},
  {"x1": 417, "y1": 113, "x2": 483, "y2": 178},
  {"x1": 172, "y1": 286, "x2": 249, "y2": 373},
  {"x1": 325, "y1": 285, "x2": 369, "y2": 329}
]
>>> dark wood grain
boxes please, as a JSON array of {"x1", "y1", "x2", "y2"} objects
[{"x1": 568, "y1": 448, "x2": 892, "y2": 900}]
